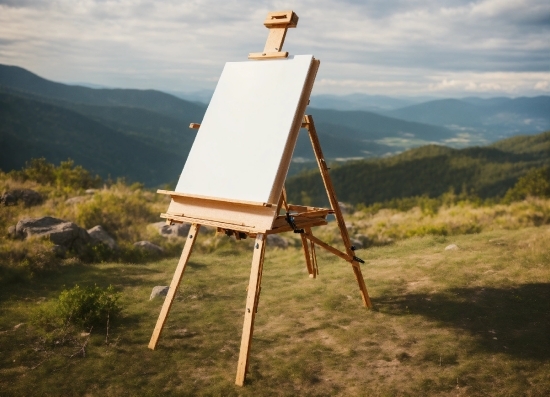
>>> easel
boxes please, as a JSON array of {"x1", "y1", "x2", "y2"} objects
[{"x1": 148, "y1": 10, "x2": 372, "y2": 387}]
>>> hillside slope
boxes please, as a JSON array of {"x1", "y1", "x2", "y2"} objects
[
  {"x1": 0, "y1": 92, "x2": 186, "y2": 185},
  {"x1": 286, "y1": 131, "x2": 550, "y2": 206}
]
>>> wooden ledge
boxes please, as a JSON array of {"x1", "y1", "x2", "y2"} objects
[{"x1": 157, "y1": 190, "x2": 273, "y2": 208}]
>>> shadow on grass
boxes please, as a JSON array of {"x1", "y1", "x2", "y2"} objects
[
  {"x1": 0, "y1": 258, "x2": 204, "y2": 302},
  {"x1": 376, "y1": 283, "x2": 550, "y2": 360}
]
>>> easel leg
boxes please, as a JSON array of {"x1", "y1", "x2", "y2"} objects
[
  {"x1": 235, "y1": 233, "x2": 266, "y2": 386},
  {"x1": 148, "y1": 223, "x2": 200, "y2": 350},
  {"x1": 304, "y1": 115, "x2": 373, "y2": 308},
  {"x1": 300, "y1": 232, "x2": 314, "y2": 277}
]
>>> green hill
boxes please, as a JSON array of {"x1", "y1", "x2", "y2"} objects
[
  {"x1": 286, "y1": 131, "x2": 550, "y2": 206},
  {"x1": 0, "y1": 91, "x2": 186, "y2": 186}
]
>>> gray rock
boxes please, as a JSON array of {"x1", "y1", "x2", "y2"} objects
[
  {"x1": 134, "y1": 241, "x2": 164, "y2": 254},
  {"x1": 65, "y1": 196, "x2": 88, "y2": 205},
  {"x1": 338, "y1": 202, "x2": 353, "y2": 214},
  {"x1": 151, "y1": 221, "x2": 191, "y2": 238},
  {"x1": 15, "y1": 216, "x2": 92, "y2": 251},
  {"x1": 354, "y1": 234, "x2": 373, "y2": 249},
  {"x1": 87, "y1": 225, "x2": 118, "y2": 250},
  {"x1": 150, "y1": 286, "x2": 169, "y2": 300},
  {"x1": 445, "y1": 244, "x2": 459, "y2": 251},
  {"x1": 85, "y1": 189, "x2": 97, "y2": 195},
  {"x1": 350, "y1": 238, "x2": 364, "y2": 250},
  {"x1": 267, "y1": 234, "x2": 289, "y2": 249},
  {"x1": 1, "y1": 189, "x2": 43, "y2": 207}
]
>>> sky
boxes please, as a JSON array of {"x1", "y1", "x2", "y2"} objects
[{"x1": 0, "y1": 0, "x2": 549, "y2": 98}]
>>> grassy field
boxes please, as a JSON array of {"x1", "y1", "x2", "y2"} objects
[{"x1": 1, "y1": 224, "x2": 549, "y2": 396}]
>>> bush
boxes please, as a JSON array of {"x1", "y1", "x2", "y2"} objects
[
  {"x1": 9, "y1": 158, "x2": 101, "y2": 191},
  {"x1": 56, "y1": 284, "x2": 121, "y2": 328},
  {"x1": 504, "y1": 166, "x2": 550, "y2": 203}
]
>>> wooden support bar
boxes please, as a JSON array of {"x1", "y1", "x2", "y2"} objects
[
  {"x1": 249, "y1": 10, "x2": 298, "y2": 60},
  {"x1": 303, "y1": 114, "x2": 373, "y2": 308},
  {"x1": 300, "y1": 232, "x2": 314, "y2": 277},
  {"x1": 160, "y1": 213, "x2": 257, "y2": 234},
  {"x1": 148, "y1": 223, "x2": 200, "y2": 349},
  {"x1": 236, "y1": 234, "x2": 266, "y2": 386},
  {"x1": 302, "y1": 232, "x2": 355, "y2": 264},
  {"x1": 157, "y1": 190, "x2": 273, "y2": 208}
]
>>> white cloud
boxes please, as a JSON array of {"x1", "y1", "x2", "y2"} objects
[{"x1": 0, "y1": 0, "x2": 548, "y2": 96}]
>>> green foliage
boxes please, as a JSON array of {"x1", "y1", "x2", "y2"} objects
[
  {"x1": 9, "y1": 157, "x2": 101, "y2": 191},
  {"x1": 56, "y1": 284, "x2": 121, "y2": 328},
  {"x1": 76, "y1": 186, "x2": 157, "y2": 240},
  {"x1": 503, "y1": 166, "x2": 550, "y2": 203}
]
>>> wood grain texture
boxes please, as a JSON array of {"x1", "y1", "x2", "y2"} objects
[
  {"x1": 166, "y1": 195, "x2": 277, "y2": 232},
  {"x1": 235, "y1": 233, "x2": 266, "y2": 386}
]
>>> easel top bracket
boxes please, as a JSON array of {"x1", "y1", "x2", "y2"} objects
[{"x1": 249, "y1": 10, "x2": 299, "y2": 60}]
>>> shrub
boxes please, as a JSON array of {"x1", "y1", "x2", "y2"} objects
[
  {"x1": 56, "y1": 284, "x2": 121, "y2": 328},
  {"x1": 9, "y1": 158, "x2": 101, "y2": 191},
  {"x1": 504, "y1": 166, "x2": 550, "y2": 203}
]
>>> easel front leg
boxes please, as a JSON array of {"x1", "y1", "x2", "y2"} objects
[
  {"x1": 148, "y1": 223, "x2": 200, "y2": 350},
  {"x1": 235, "y1": 233, "x2": 266, "y2": 386}
]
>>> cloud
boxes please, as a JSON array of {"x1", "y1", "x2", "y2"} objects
[{"x1": 0, "y1": 0, "x2": 548, "y2": 96}]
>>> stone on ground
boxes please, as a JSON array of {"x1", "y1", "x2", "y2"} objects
[
  {"x1": 134, "y1": 240, "x2": 164, "y2": 254},
  {"x1": 267, "y1": 234, "x2": 289, "y2": 249},
  {"x1": 87, "y1": 225, "x2": 118, "y2": 249},
  {"x1": 445, "y1": 244, "x2": 459, "y2": 251},
  {"x1": 150, "y1": 286, "x2": 169, "y2": 300},
  {"x1": 1, "y1": 189, "x2": 43, "y2": 207},
  {"x1": 15, "y1": 216, "x2": 92, "y2": 251}
]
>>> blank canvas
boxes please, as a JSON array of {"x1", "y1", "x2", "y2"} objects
[{"x1": 174, "y1": 55, "x2": 314, "y2": 204}]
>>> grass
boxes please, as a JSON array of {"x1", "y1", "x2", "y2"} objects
[{"x1": 1, "y1": 225, "x2": 549, "y2": 396}]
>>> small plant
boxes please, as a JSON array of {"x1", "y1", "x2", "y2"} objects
[{"x1": 56, "y1": 284, "x2": 121, "y2": 328}]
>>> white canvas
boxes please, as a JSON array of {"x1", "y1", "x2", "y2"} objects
[{"x1": 174, "y1": 55, "x2": 314, "y2": 203}]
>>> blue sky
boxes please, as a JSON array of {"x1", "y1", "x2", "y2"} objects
[{"x1": 0, "y1": 0, "x2": 548, "y2": 97}]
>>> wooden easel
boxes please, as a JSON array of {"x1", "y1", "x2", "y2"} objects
[{"x1": 148, "y1": 10, "x2": 372, "y2": 387}]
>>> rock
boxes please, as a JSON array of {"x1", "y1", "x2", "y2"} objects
[
  {"x1": 15, "y1": 216, "x2": 92, "y2": 251},
  {"x1": 151, "y1": 221, "x2": 190, "y2": 238},
  {"x1": 1, "y1": 189, "x2": 43, "y2": 207},
  {"x1": 134, "y1": 241, "x2": 164, "y2": 254},
  {"x1": 150, "y1": 286, "x2": 169, "y2": 300},
  {"x1": 65, "y1": 196, "x2": 88, "y2": 205},
  {"x1": 87, "y1": 225, "x2": 118, "y2": 249},
  {"x1": 266, "y1": 234, "x2": 289, "y2": 249},
  {"x1": 445, "y1": 244, "x2": 459, "y2": 251},
  {"x1": 85, "y1": 189, "x2": 97, "y2": 195},
  {"x1": 350, "y1": 238, "x2": 363, "y2": 250},
  {"x1": 338, "y1": 202, "x2": 353, "y2": 214},
  {"x1": 354, "y1": 234, "x2": 373, "y2": 249}
]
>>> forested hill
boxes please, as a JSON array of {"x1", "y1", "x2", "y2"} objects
[
  {"x1": 0, "y1": 64, "x2": 459, "y2": 186},
  {"x1": 286, "y1": 131, "x2": 550, "y2": 206}
]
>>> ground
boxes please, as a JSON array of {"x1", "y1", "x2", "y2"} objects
[{"x1": 0, "y1": 226, "x2": 549, "y2": 396}]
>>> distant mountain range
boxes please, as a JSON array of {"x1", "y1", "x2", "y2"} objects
[{"x1": 1, "y1": 63, "x2": 549, "y2": 187}]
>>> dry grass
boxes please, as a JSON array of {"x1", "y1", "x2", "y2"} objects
[{"x1": 0, "y1": 225, "x2": 549, "y2": 396}]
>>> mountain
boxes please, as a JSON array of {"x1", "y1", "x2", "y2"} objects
[
  {"x1": 0, "y1": 64, "x2": 206, "y2": 123},
  {"x1": 1, "y1": 64, "x2": 467, "y2": 185},
  {"x1": 309, "y1": 93, "x2": 437, "y2": 112},
  {"x1": 285, "y1": 131, "x2": 550, "y2": 207},
  {"x1": 383, "y1": 97, "x2": 550, "y2": 139},
  {"x1": 0, "y1": 91, "x2": 187, "y2": 186}
]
